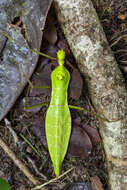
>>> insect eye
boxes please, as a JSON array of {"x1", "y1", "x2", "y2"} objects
[{"x1": 56, "y1": 71, "x2": 65, "y2": 80}]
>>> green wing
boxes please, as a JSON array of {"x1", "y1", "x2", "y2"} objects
[
  {"x1": 46, "y1": 104, "x2": 71, "y2": 176},
  {"x1": 45, "y1": 50, "x2": 71, "y2": 176}
]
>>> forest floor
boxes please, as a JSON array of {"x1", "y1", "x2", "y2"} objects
[{"x1": 0, "y1": 0, "x2": 127, "y2": 190}]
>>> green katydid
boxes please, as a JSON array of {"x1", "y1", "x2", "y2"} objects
[
  {"x1": 25, "y1": 49, "x2": 71, "y2": 176},
  {"x1": 45, "y1": 50, "x2": 71, "y2": 176}
]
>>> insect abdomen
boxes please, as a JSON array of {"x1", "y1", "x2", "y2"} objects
[{"x1": 45, "y1": 103, "x2": 71, "y2": 176}]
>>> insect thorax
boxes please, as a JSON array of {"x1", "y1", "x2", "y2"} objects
[
  {"x1": 51, "y1": 65, "x2": 70, "y2": 91},
  {"x1": 50, "y1": 65, "x2": 70, "y2": 106}
]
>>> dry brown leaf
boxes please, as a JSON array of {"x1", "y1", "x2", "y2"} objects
[
  {"x1": 91, "y1": 176, "x2": 104, "y2": 190},
  {"x1": 68, "y1": 125, "x2": 92, "y2": 158},
  {"x1": 83, "y1": 125, "x2": 101, "y2": 145},
  {"x1": 43, "y1": 13, "x2": 57, "y2": 45}
]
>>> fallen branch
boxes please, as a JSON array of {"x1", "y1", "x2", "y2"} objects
[
  {"x1": 54, "y1": 0, "x2": 127, "y2": 189},
  {"x1": 32, "y1": 167, "x2": 74, "y2": 190},
  {"x1": 0, "y1": 138, "x2": 47, "y2": 190},
  {"x1": 4, "y1": 118, "x2": 47, "y2": 181}
]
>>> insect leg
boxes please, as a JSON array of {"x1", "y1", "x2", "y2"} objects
[
  {"x1": 69, "y1": 105, "x2": 109, "y2": 122},
  {"x1": 22, "y1": 67, "x2": 50, "y2": 89},
  {"x1": 1, "y1": 31, "x2": 56, "y2": 60},
  {"x1": 20, "y1": 68, "x2": 50, "y2": 110}
]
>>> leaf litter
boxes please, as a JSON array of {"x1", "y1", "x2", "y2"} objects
[{"x1": 2, "y1": 2, "x2": 124, "y2": 189}]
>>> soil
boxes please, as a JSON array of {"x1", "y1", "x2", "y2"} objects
[{"x1": 0, "y1": 1, "x2": 127, "y2": 190}]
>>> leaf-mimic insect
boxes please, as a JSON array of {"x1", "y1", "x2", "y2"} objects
[{"x1": 45, "y1": 50, "x2": 71, "y2": 176}]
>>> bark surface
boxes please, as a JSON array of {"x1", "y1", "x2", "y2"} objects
[{"x1": 54, "y1": 0, "x2": 127, "y2": 189}]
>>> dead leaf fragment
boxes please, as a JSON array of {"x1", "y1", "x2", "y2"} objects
[
  {"x1": 68, "y1": 125, "x2": 92, "y2": 158},
  {"x1": 83, "y1": 125, "x2": 101, "y2": 145},
  {"x1": 91, "y1": 176, "x2": 104, "y2": 190},
  {"x1": 118, "y1": 14, "x2": 126, "y2": 20},
  {"x1": 69, "y1": 68, "x2": 83, "y2": 100},
  {"x1": 66, "y1": 60, "x2": 83, "y2": 100},
  {"x1": 43, "y1": 13, "x2": 57, "y2": 45},
  {"x1": 57, "y1": 40, "x2": 71, "y2": 56}
]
